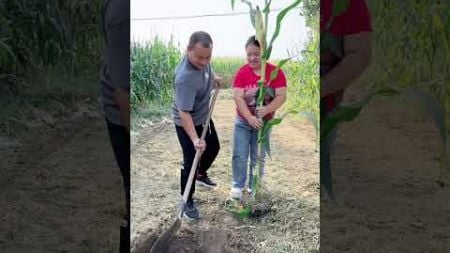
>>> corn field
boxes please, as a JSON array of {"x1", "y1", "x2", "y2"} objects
[
  {"x1": 0, "y1": 0, "x2": 104, "y2": 135},
  {"x1": 211, "y1": 57, "x2": 245, "y2": 89},
  {"x1": 0, "y1": 0, "x2": 103, "y2": 85},
  {"x1": 284, "y1": 16, "x2": 319, "y2": 121},
  {"x1": 130, "y1": 37, "x2": 181, "y2": 112}
]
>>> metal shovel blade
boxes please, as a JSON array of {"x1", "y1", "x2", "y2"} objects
[{"x1": 149, "y1": 218, "x2": 182, "y2": 253}]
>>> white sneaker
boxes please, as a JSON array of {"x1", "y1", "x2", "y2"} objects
[
  {"x1": 246, "y1": 187, "x2": 252, "y2": 194},
  {"x1": 230, "y1": 187, "x2": 243, "y2": 200}
]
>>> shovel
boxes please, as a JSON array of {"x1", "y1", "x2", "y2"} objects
[{"x1": 150, "y1": 87, "x2": 220, "y2": 253}]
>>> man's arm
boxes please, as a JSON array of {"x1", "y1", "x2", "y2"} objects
[
  {"x1": 179, "y1": 111, "x2": 206, "y2": 152},
  {"x1": 175, "y1": 74, "x2": 207, "y2": 151},
  {"x1": 180, "y1": 110, "x2": 199, "y2": 142},
  {"x1": 320, "y1": 32, "x2": 372, "y2": 98}
]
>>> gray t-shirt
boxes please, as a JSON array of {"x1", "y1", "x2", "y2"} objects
[
  {"x1": 100, "y1": 0, "x2": 130, "y2": 126},
  {"x1": 172, "y1": 56, "x2": 213, "y2": 126}
]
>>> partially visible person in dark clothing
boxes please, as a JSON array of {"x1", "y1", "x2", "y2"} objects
[{"x1": 100, "y1": 0, "x2": 130, "y2": 252}]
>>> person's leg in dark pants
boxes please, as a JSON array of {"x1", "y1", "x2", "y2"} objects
[
  {"x1": 176, "y1": 120, "x2": 220, "y2": 200},
  {"x1": 175, "y1": 125, "x2": 197, "y2": 203},
  {"x1": 197, "y1": 120, "x2": 220, "y2": 184},
  {"x1": 106, "y1": 120, "x2": 130, "y2": 252}
]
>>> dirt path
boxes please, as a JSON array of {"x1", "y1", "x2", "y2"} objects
[
  {"x1": 321, "y1": 92, "x2": 450, "y2": 252},
  {"x1": 0, "y1": 104, "x2": 124, "y2": 252},
  {"x1": 130, "y1": 90, "x2": 320, "y2": 252}
]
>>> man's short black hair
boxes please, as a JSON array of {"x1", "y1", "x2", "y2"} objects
[
  {"x1": 245, "y1": 35, "x2": 260, "y2": 48},
  {"x1": 188, "y1": 31, "x2": 213, "y2": 48}
]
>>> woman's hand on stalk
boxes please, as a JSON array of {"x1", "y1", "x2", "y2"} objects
[
  {"x1": 256, "y1": 106, "x2": 270, "y2": 118},
  {"x1": 247, "y1": 115, "x2": 263, "y2": 129}
]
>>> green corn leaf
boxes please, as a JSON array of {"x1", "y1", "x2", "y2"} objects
[
  {"x1": 270, "y1": 57, "x2": 291, "y2": 82},
  {"x1": 263, "y1": 134, "x2": 271, "y2": 160},
  {"x1": 252, "y1": 174, "x2": 261, "y2": 198},
  {"x1": 299, "y1": 111, "x2": 319, "y2": 149},
  {"x1": 250, "y1": 8, "x2": 257, "y2": 28},
  {"x1": 263, "y1": 46, "x2": 272, "y2": 60},
  {"x1": 267, "y1": 0, "x2": 302, "y2": 60},
  {"x1": 299, "y1": 111, "x2": 318, "y2": 135},
  {"x1": 259, "y1": 122, "x2": 272, "y2": 159},
  {"x1": 321, "y1": 88, "x2": 398, "y2": 140},
  {"x1": 257, "y1": 81, "x2": 265, "y2": 105},
  {"x1": 263, "y1": 0, "x2": 273, "y2": 14},
  {"x1": 268, "y1": 117, "x2": 283, "y2": 126},
  {"x1": 259, "y1": 117, "x2": 285, "y2": 159},
  {"x1": 241, "y1": 0, "x2": 257, "y2": 29},
  {"x1": 321, "y1": 105, "x2": 362, "y2": 140}
]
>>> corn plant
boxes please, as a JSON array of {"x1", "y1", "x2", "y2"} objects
[
  {"x1": 0, "y1": 0, "x2": 103, "y2": 87},
  {"x1": 130, "y1": 37, "x2": 181, "y2": 118},
  {"x1": 211, "y1": 57, "x2": 245, "y2": 88},
  {"x1": 321, "y1": 0, "x2": 450, "y2": 198},
  {"x1": 226, "y1": 0, "x2": 302, "y2": 218}
]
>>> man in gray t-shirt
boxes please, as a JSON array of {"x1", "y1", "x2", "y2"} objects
[{"x1": 173, "y1": 31, "x2": 222, "y2": 220}]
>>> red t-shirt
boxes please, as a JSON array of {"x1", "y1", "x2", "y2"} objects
[
  {"x1": 320, "y1": 0, "x2": 372, "y2": 114},
  {"x1": 233, "y1": 63, "x2": 287, "y2": 121}
]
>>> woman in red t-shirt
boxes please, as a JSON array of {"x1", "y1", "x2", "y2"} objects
[
  {"x1": 320, "y1": 0, "x2": 372, "y2": 197},
  {"x1": 230, "y1": 35, "x2": 287, "y2": 199}
]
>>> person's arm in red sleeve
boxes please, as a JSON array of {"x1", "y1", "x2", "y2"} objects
[
  {"x1": 321, "y1": 0, "x2": 372, "y2": 98},
  {"x1": 256, "y1": 69, "x2": 287, "y2": 118},
  {"x1": 233, "y1": 69, "x2": 263, "y2": 128}
]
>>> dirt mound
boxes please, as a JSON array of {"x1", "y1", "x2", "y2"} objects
[{"x1": 132, "y1": 225, "x2": 253, "y2": 253}]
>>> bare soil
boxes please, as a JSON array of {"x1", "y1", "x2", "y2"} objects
[
  {"x1": 321, "y1": 87, "x2": 450, "y2": 252},
  {"x1": 0, "y1": 103, "x2": 125, "y2": 252}
]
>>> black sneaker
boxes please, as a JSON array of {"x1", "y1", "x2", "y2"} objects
[
  {"x1": 183, "y1": 201, "x2": 200, "y2": 220},
  {"x1": 196, "y1": 175, "x2": 217, "y2": 188}
]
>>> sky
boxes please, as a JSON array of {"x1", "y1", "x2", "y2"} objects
[{"x1": 131, "y1": 0, "x2": 310, "y2": 60}]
